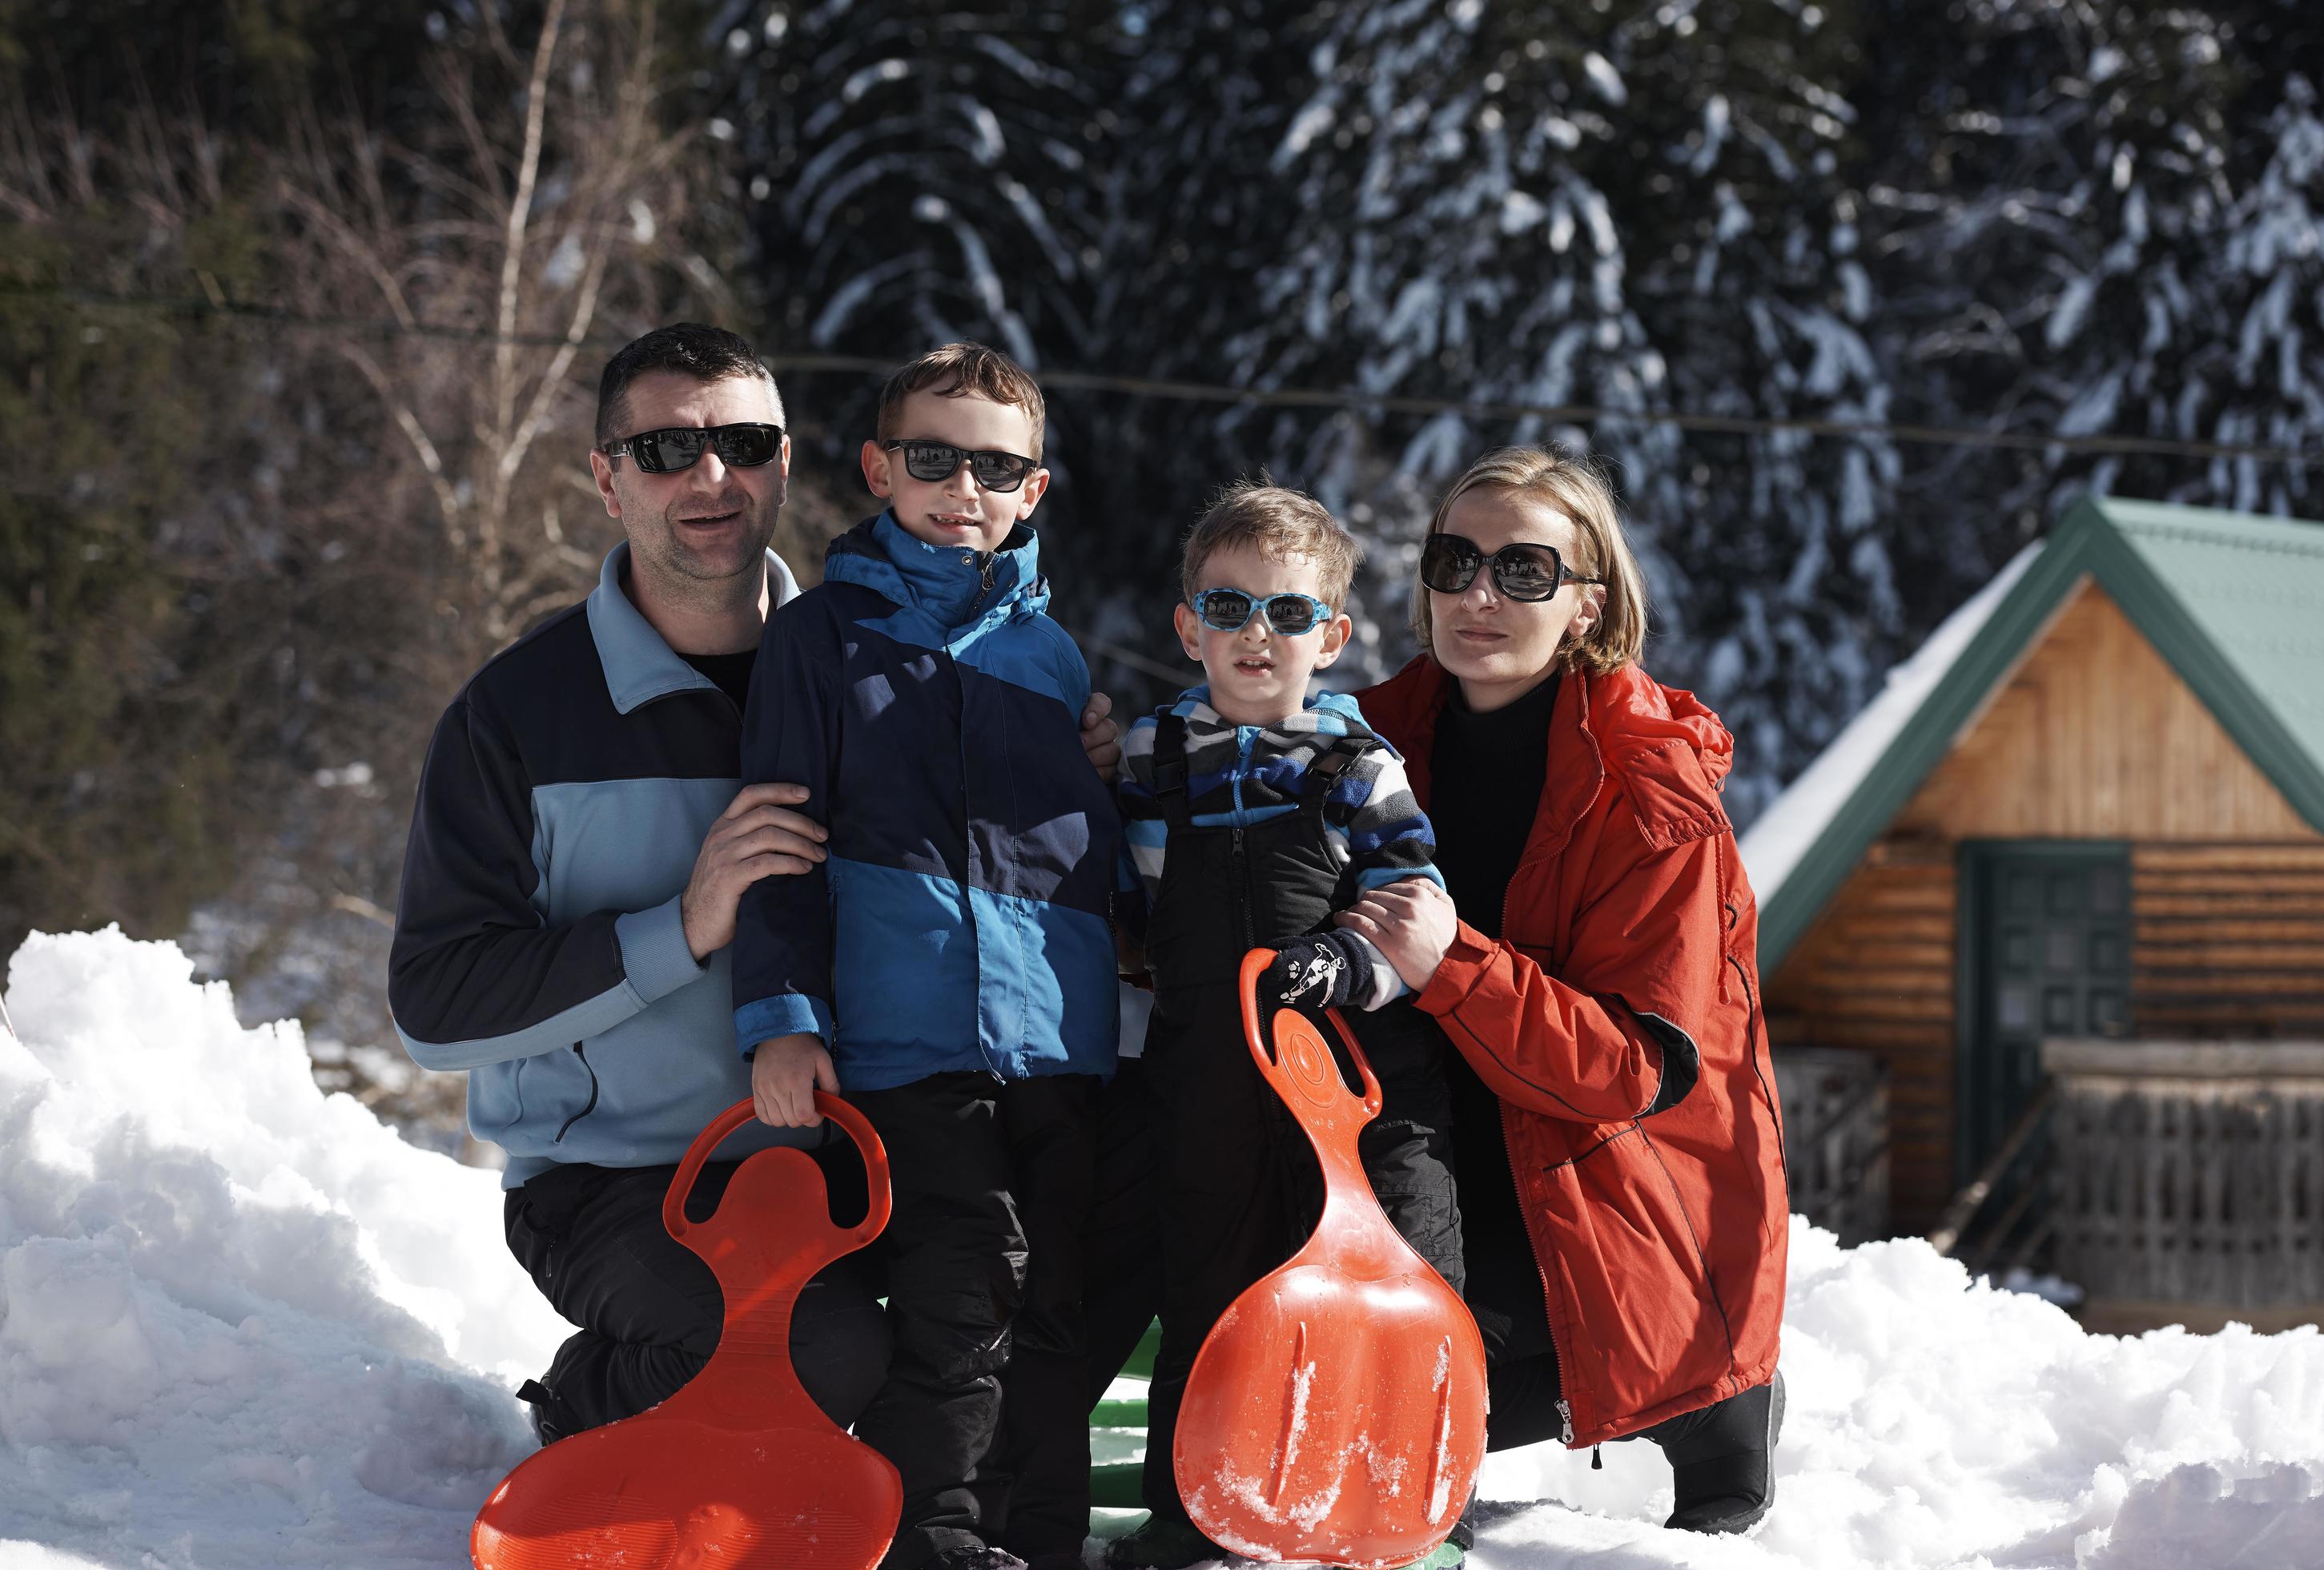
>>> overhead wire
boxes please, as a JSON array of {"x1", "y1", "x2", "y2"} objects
[{"x1": 10, "y1": 281, "x2": 2319, "y2": 471}]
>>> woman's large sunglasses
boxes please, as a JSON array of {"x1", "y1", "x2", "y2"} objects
[
  {"x1": 604, "y1": 423, "x2": 784, "y2": 474},
  {"x1": 1190, "y1": 587, "x2": 1335, "y2": 636},
  {"x1": 1420, "y1": 532, "x2": 1602, "y2": 602},
  {"x1": 883, "y1": 439, "x2": 1040, "y2": 494}
]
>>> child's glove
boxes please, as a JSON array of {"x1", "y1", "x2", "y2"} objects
[{"x1": 1262, "y1": 930, "x2": 1376, "y2": 1010}]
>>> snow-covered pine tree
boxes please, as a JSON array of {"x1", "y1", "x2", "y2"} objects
[
  {"x1": 717, "y1": 0, "x2": 1122, "y2": 449},
  {"x1": 1180, "y1": 0, "x2": 1900, "y2": 820},
  {"x1": 1060, "y1": 0, "x2": 1331, "y2": 690},
  {"x1": 1612, "y1": 2, "x2": 1904, "y2": 823},
  {"x1": 1860, "y1": 0, "x2": 2324, "y2": 623}
]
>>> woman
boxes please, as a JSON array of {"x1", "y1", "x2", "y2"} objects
[{"x1": 1341, "y1": 445, "x2": 1789, "y2": 1536}]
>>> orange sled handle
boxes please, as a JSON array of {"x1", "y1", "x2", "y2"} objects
[{"x1": 661, "y1": 1092, "x2": 892, "y2": 1251}]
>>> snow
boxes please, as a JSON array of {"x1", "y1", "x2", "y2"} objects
[
  {"x1": 6, "y1": 928, "x2": 2324, "y2": 1568},
  {"x1": 0, "y1": 928, "x2": 564, "y2": 1568},
  {"x1": 1739, "y1": 541, "x2": 2041, "y2": 910}
]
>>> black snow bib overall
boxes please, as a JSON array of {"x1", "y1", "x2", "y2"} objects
[{"x1": 1134, "y1": 714, "x2": 1464, "y2": 1524}]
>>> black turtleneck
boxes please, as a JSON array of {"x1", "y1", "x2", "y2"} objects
[
  {"x1": 1428, "y1": 672, "x2": 1558, "y2": 940},
  {"x1": 1429, "y1": 669, "x2": 1560, "y2": 1366}
]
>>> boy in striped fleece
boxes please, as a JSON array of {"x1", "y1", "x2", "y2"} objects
[{"x1": 1107, "y1": 484, "x2": 1466, "y2": 1570}]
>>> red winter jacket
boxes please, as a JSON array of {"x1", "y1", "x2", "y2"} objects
[{"x1": 1358, "y1": 655, "x2": 1788, "y2": 1448}]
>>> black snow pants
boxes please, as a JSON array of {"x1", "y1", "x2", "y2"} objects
[
  {"x1": 504, "y1": 1140, "x2": 891, "y2": 1440},
  {"x1": 1136, "y1": 724, "x2": 1466, "y2": 1528},
  {"x1": 848, "y1": 1069, "x2": 1100, "y2": 1570}
]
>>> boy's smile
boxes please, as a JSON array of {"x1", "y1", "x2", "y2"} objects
[
  {"x1": 1174, "y1": 543, "x2": 1353, "y2": 727},
  {"x1": 861, "y1": 386, "x2": 1048, "y2": 555}
]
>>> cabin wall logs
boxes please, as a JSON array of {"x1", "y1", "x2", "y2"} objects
[{"x1": 1763, "y1": 582, "x2": 2324, "y2": 1232}]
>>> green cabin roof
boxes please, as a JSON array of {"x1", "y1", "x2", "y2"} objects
[{"x1": 1741, "y1": 496, "x2": 2324, "y2": 976}]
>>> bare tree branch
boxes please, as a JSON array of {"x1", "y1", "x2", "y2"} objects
[
  {"x1": 332, "y1": 340, "x2": 465, "y2": 546},
  {"x1": 495, "y1": 0, "x2": 569, "y2": 439},
  {"x1": 279, "y1": 186, "x2": 423, "y2": 332}
]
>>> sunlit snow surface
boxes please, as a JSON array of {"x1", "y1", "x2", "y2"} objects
[{"x1": 5, "y1": 929, "x2": 2322, "y2": 1568}]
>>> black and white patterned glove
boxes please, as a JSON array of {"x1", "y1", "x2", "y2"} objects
[{"x1": 1261, "y1": 931, "x2": 1371, "y2": 1009}]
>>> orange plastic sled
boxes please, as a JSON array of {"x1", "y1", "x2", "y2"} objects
[
  {"x1": 1175, "y1": 951, "x2": 1489, "y2": 1568},
  {"x1": 472, "y1": 1093, "x2": 900, "y2": 1570}
]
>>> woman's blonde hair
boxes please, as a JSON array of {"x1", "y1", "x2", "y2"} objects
[{"x1": 1411, "y1": 445, "x2": 1649, "y2": 677}]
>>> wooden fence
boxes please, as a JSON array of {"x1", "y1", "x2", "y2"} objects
[
  {"x1": 1771, "y1": 1048, "x2": 1890, "y2": 1245},
  {"x1": 2043, "y1": 1040, "x2": 2324, "y2": 1310}
]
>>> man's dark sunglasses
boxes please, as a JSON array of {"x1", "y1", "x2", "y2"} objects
[
  {"x1": 883, "y1": 439, "x2": 1039, "y2": 494},
  {"x1": 1420, "y1": 531, "x2": 1602, "y2": 602},
  {"x1": 604, "y1": 423, "x2": 784, "y2": 474}
]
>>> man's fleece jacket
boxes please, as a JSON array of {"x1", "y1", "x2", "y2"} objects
[
  {"x1": 389, "y1": 544, "x2": 817, "y2": 1189},
  {"x1": 730, "y1": 513, "x2": 1121, "y2": 1091}
]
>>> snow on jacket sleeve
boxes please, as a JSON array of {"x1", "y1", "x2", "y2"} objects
[
  {"x1": 1415, "y1": 798, "x2": 1709, "y2": 1125},
  {"x1": 730, "y1": 602, "x2": 841, "y2": 1058},
  {"x1": 388, "y1": 694, "x2": 703, "y2": 1072}
]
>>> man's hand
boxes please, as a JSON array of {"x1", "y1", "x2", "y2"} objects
[
  {"x1": 1080, "y1": 691, "x2": 1122, "y2": 783},
  {"x1": 750, "y1": 1033, "x2": 838, "y2": 1126},
  {"x1": 682, "y1": 782, "x2": 828, "y2": 961},
  {"x1": 1333, "y1": 878, "x2": 1460, "y2": 992}
]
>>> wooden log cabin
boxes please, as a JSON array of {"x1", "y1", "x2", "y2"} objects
[{"x1": 1739, "y1": 497, "x2": 2324, "y2": 1302}]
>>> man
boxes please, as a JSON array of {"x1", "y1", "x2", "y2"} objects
[{"x1": 388, "y1": 323, "x2": 1120, "y2": 1443}]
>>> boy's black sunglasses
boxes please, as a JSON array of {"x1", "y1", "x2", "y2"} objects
[
  {"x1": 604, "y1": 423, "x2": 784, "y2": 474},
  {"x1": 1420, "y1": 532, "x2": 1602, "y2": 602},
  {"x1": 884, "y1": 439, "x2": 1039, "y2": 494}
]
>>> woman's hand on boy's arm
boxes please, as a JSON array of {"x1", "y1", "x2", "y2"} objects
[
  {"x1": 1079, "y1": 691, "x2": 1121, "y2": 782},
  {"x1": 750, "y1": 1033, "x2": 838, "y2": 1127},
  {"x1": 1333, "y1": 877, "x2": 1459, "y2": 992}
]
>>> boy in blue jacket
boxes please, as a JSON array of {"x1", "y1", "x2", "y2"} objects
[{"x1": 731, "y1": 344, "x2": 1119, "y2": 1570}]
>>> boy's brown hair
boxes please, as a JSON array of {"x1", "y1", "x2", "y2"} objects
[
  {"x1": 875, "y1": 340, "x2": 1046, "y2": 457},
  {"x1": 1180, "y1": 481, "x2": 1361, "y2": 609}
]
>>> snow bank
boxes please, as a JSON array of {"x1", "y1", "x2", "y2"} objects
[
  {"x1": 0, "y1": 928, "x2": 565, "y2": 1568},
  {"x1": 4, "y1": 929, "x2": 2322, "y2": 1569},
  {"x1": 1468, "y1": 1226, "x2": 2324, "y2": 1568}
]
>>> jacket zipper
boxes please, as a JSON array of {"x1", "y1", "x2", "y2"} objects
[
  {"x1": 1232, "y1": 827, "x2": 1254, "y2": 951},
  {"x1": 1492, "y1": 873, "x2": 1572, "y2": 1444},
  {"x1": 949, "y1": 638, "x2": 1000, "y2": 1077},
  {"x1": 1233, "y1": 727, "x2": 1258, "y2": 951}
]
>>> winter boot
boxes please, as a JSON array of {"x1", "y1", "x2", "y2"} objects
[
  {"x1": 924, "y1": 1548, "x2": 1029, "y2": 1570},
  {"x1": 1648, "y1": 1370, "x2": 1785, "y2": 1534},
  {"x1": 1104, "y1": 1513, "x2": 1229, "y2": 1568},
  {"x1": 1446, "y1": 1489, "x2": 1478, "y2": 1552},
  {"x1": 513, "y1": 1378, "x2": 577, "y2": 1447}
]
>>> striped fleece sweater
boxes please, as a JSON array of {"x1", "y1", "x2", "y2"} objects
[{"x1": 1116, "y1": 687, "x2": 1443, "y2": 1004}]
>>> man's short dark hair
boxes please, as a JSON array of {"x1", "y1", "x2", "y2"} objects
[{"x1": 594, "y1": 323, "x2": 784, "y2": 450}]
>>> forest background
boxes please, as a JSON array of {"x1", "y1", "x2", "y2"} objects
[{"x1": 4, "y1": 0, "x2": 2320, "y2": 1149}]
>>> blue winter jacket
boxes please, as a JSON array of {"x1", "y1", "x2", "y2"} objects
[{"x1": 730, "y1": 513, "x2": 1121, "y2": 1090}]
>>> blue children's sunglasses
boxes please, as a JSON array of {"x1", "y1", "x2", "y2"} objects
[{"x1": 1191, "y1": 587, "x2": 1336, "y2": 636}]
